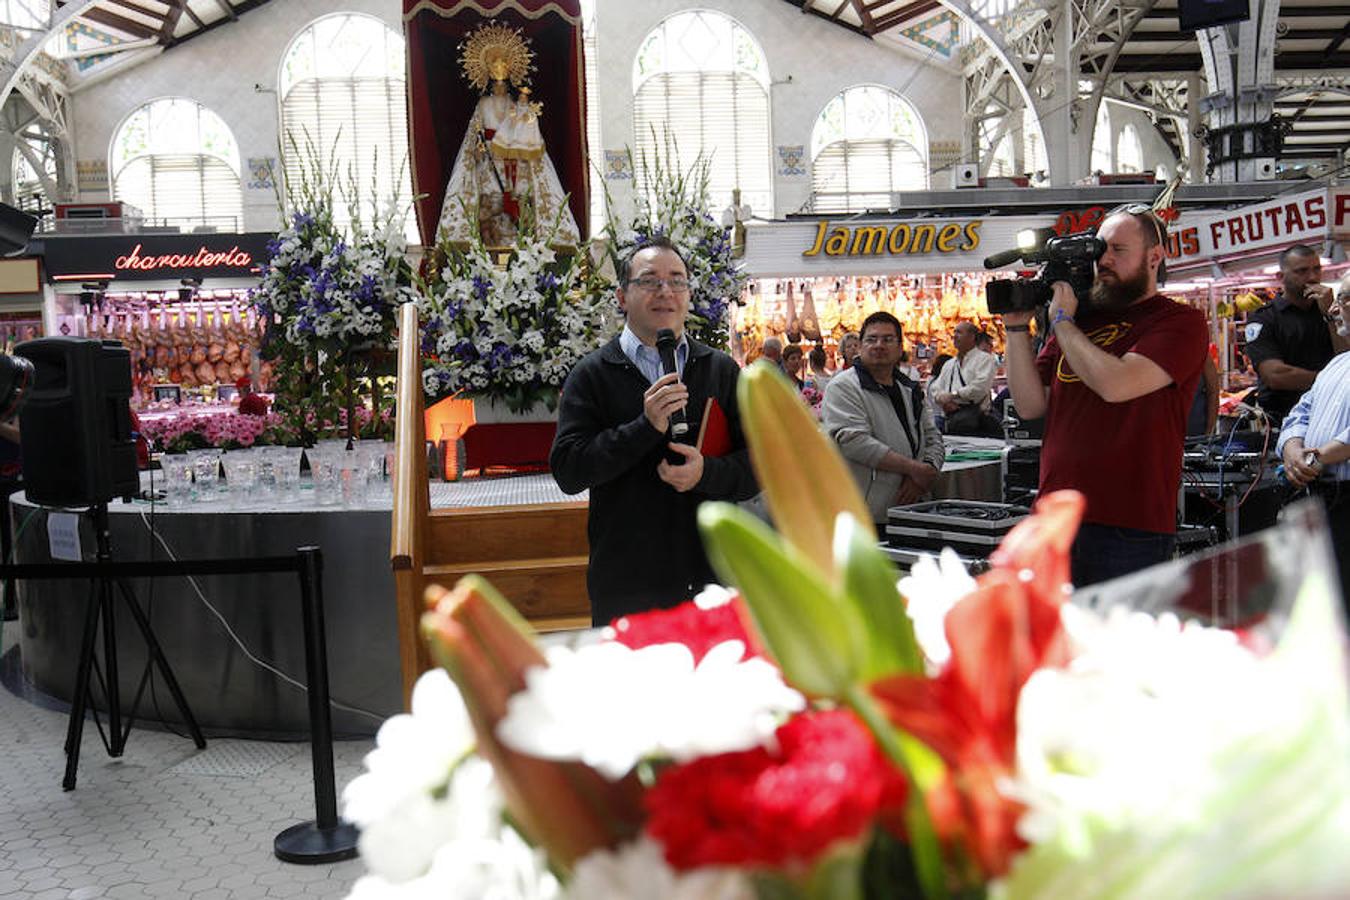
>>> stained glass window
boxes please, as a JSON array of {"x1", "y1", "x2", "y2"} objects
[
  {"x1": 111, "y1": 98, "x2": 242, "y2": 230},
  {"x1": 279, "y1": 13, "x2": 415, "y2": 240},
  {"x1": 632, "y1": 10, "x2": 773, "y2": 217},
  {"x1": 811, "y1": 85, "x2": 928, "y2": 213}
]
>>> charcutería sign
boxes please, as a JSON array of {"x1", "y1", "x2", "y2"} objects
[
  {"x1": 115, "y1": 243, "x2": 254, "y2": 272},
  {"x1": 42, "y1": 232, "x2": 274, "y2": 282}
]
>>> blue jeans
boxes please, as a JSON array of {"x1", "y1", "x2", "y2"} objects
[{"x1": 1071, "y1": 522, "x2": 1176, "y2": 588}]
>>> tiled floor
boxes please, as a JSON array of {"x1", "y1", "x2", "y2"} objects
[{"x1": 0, "y1": 625, "x2": 372, "y2": 899}]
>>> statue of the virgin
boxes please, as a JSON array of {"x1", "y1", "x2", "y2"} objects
[{"x1": 437, "y1": 24, "x2": 580, "y2": 249}]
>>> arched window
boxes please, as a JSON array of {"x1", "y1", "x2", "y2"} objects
[
  {"x1": 1023, "y1": 126, "x2": 1048, "y2": 182},
  {"x1": 280, "y1": 13, "x2": 414, "y2": 239},
  {"x1": 982, "y1": 120, "x2": 1015, "y2": 179},
  {"x1": 811, "y1": 85, "x2": 928, "y2": 214},
  {"x1": 1117, "y1": 123, "x2": 1143, "y2": 174},
  {"x1": 11, "y1": 122, "x2": 57, "y2": 213},
  {"x1": 582, "y1": 0, "x2": 604, "y2": 234},
  {"x1": 632, "y1": 10, "x2": 773, "y2": 217},
  {"x1": 1090, "y1": 103, "x2": 1112, "y2": 174},
  {"x1": 111, "y1": 98, "x2": 242, "y2": 230}
]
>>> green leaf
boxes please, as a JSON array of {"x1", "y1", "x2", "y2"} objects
[
  {"x1": 698, "y1": 502, "x2": 865, "y2": 698},
  {"x1": 846, "y1": 686, "x2": 949, "y2": 900},
  {"x1": 806, "y1": 841, "x2": 867, "y2": 900},
  {"x1": 836, "y1": 514, "x2": 925, "y2": 679}
]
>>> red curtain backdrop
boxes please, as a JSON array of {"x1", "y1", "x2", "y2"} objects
[{"x1": 403, "y1": 0, "x2": 588, "y2": 246}]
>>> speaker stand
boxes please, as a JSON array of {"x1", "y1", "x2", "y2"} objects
[{"x1": 62, "y1": 502, "x2": 205, "y2": 791}]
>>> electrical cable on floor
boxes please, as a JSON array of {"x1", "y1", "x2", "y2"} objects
[
  {"x1": 136, "y1": 507, "x2": 385, "y2": 725},
  {"x1": 143, "y1": 468, "x2": 190, "y2": 740}
]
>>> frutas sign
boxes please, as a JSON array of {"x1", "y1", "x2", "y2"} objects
[
  {"x1": 1203, "y1": 192, "x2": 1327, "y2": 256},
  {"x1": 802, "y1": 219, "x2": 983, "y2": 257}
]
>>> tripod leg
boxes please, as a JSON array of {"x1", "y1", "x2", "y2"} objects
[
  {"x1": 100, "y1": 577, "x2": 123, "y2": 757},
  {"x1": 62, "y1": 581, "x2": 103, "y2": 791},
  {"x1": 115, "y1": 577, "x2": 205, "y2": 749}
]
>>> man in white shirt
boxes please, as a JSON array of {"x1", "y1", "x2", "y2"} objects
[
  {"x1": 1277, "y1": 278, "x2": 1350, "y2": 611},
  {"x1": 929, "y1": 321, "x2": 998, "y2": 436}
]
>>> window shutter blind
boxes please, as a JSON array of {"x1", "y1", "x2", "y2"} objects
[
  {"x1": 633, "y1": 71, "x2": 772, "y2": 217},
  {"x1": 281, "y1": 76, "x2": 414, "y2": 237},
  {"x1": 114, "y1": 154, "x2": 242, "y2": 230},
  {"x1": 810, "y1": 139, "x2": 925, "y2": 214}
]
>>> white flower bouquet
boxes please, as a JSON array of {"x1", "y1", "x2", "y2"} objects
[
  {"x1": 341, "y1": 365, "x2": 1350, "y2": 899},
  {"x1": 416, "y1": 210, "x2": 608, "y2": 413}
]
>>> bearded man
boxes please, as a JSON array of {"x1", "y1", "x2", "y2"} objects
[{"x1": 1001, "y1": 205, "x2": 1208, "y2": 586}]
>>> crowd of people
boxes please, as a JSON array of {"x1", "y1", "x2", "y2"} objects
[{"x1": 550, "y1": 219, "x2": 1350, "y2": 626}]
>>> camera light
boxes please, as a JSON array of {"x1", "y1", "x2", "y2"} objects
[{"x1": 1016, "y1": 229, "x2": 1039, "y2": 250}]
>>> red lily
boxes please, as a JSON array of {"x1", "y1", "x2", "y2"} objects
[
  {"x1": 870, "y1": 491, "x2": 1084, "y2": 877},
  {"x1": 421, "y1": 577, "x2": 645, "y2": 872}
]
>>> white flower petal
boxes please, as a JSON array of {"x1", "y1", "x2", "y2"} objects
[{"x1": 497, "y1": 640, "x2": 802, "y2": 779}]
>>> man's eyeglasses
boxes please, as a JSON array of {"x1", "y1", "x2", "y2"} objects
[
  {"x1": 861, "y1": 335, "x2": 899, "y2": 346},
  {"x1": 627, "y1": 276, "x2": 692, "y2": 293}
]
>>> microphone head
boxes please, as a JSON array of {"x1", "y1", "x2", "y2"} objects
[
  {"x1": 655, "y1": 328, "x2": 677, "y2": 349},
  {"x1": 983, "y1": 248, "x2": 1024, "y2": 270}
]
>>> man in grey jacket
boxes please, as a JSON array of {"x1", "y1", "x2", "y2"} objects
[{"x1": 823, "y1": 311, "x2": 945, "y2": 526}]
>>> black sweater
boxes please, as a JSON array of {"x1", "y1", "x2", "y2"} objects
[{"x1": 550, "y1": 336, "x2": 758, "y2": 625}]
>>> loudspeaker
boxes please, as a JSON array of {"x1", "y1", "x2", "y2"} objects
[
  {"x1": 953, "y1": 163, "x2": 980, "y2": 188},
  {"x1": 0, "y1": 203, "x2": 38, "y2": 256},
  {"x1": 14, "y1": 338, "x2": 139, "y2": 508}
]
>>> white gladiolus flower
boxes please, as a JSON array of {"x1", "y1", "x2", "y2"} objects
[
  {"x1": 897, "y1": 547, "x2": 977, "y2": 667},
  {"x1": 497, "y1": 640, "x2": 805, "y2": 779},
  {"x1": 566, "y1": 838, "x2": 753, "y2": 900}
]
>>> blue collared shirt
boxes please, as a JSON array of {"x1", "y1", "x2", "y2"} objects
[
  {"x1": 620, "y1": 324, "x2": 687, "y2": 384},
  {"x1": 1276, "y1": 351, "x2": 1350, "y2": 481}
]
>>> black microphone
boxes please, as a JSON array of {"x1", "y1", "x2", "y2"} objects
[
  {"x1": 983, "y1": 247, "x2": 1025, "y2": 269},
  {"x1": 655, "y1": 329, "x2": 689, "y2": 441}
]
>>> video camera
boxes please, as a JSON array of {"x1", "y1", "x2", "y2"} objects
[{"x1": 983, "y1": 227, "x2": 1105, "y2": 314}]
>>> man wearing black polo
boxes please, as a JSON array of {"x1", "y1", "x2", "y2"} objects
[
  {"x1": 550, "y1": 237, "x2": 757, "y2": 626},
  {"x1": 1246, "y1": 245, "x2": 1349, "y2": 427}
]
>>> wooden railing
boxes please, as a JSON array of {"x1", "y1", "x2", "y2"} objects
[
  {"x1": 389, "y1": 301, "x2": 592, "y2": 707},
  {"x1": 390, "y1": 301, "x2": 430, "y2": 704}
]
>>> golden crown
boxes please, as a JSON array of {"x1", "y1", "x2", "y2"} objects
[{"x1": 460, "y1": 23, "x2": 533, "y2": 91}]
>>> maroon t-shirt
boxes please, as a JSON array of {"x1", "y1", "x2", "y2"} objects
[{"x1": 1036, "y1": 294, "x2": 1208, "y2": 534}]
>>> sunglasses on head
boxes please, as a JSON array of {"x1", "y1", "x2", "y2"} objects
[{"x1": 1106, "y1": 203, "x2": 1167, "y2": 246}]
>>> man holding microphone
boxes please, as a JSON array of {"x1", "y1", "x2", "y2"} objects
[
  {"x1": 550, "y1": 237, "x2": 757, "y2": 625},
  {"x1": 1000, "y1": 206, "x2": 1208, "y2": 587}
]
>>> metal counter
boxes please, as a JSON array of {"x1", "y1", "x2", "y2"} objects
[{"x1": 10, "y1": 474, "x2": 584, "y2": 739}]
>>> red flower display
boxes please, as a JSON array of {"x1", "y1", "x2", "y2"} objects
[
  {"x1": 644, "y1": 709, "x2": 908, "y2": 870},
  {"x1": 870, "y1": 491, "x2": 1083, "y2": 878},
  {"x1": 609, "y1": 594, "x2": 765, "y2": 663}
]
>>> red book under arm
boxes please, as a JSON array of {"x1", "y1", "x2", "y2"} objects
[{"x1": 696, "y1": 397, "x2": 732, "y2": 458}]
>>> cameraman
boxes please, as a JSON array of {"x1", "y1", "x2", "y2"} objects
[{"x1": 1002, "y1": 206, "x2": 1208, "y2": 587}]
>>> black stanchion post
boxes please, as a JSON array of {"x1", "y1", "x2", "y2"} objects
[{"x1": 273, "y1": 546, "x2": 359, "y2": 864}]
